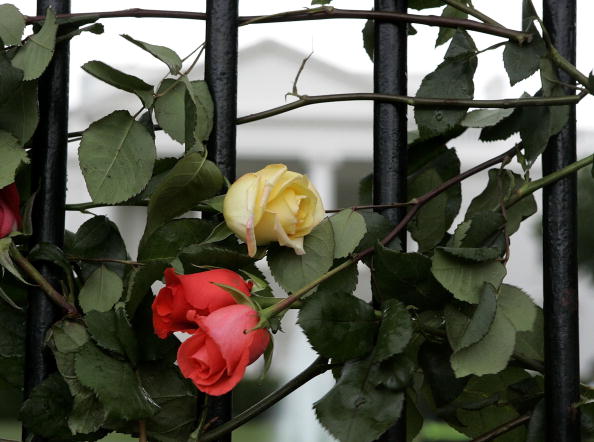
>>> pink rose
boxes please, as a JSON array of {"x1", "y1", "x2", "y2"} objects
[
  {"x1": 0, "y1": 183, "x2": 20, "y2": 238},
  {"x1": 177, "y1": 304, "x2": 270, "y2": 396},
  {"x1": 152, "y1": 268, "x2": 253, "y2": 339}
]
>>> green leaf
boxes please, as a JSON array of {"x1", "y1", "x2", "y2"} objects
[
  {"x1": 0, "y1": 130, "x2": 28, "y2": 188},
  {"x1": 68, "y1": 215, "x2": 128, "y2": 279},
  {"x1": 267, "y1": 218, "x2": 334, "y2": 293},
  {"x1": 51, "y1": 320, "x2": 89, "y2": 354},
  {"x1": 28, "y1": 242, "x2": 75, "y2": 295},
  {"x1": 373, "y1": 299, "x2": 412, "y2": 362},
  {"x1": 0, "y1": 50, "x2": 23, "y2": 104},
  {"x1": 143, "y1": 153, "x2": 224, "y2": 240},
  {"x1": 201, "y1": 221, "x2": 233, "y2": 245},
  {"x1": 183, "y1": 78, "x2": 214, "y2": 148},
  {"x1": 356, "y1": 211, "x2": 399, "y2": 255},
  {"x1": 519, "y1": 104, "x2": 551, "y2": 163},
  {"x1": 202, "y1": 194, "x2": 225, "y2": 212},
  {"x1": 440, "y1": 246, "x2": 500, "y2": 262},
  {"x1": 11, "y1": 7, "x2": 57, "y2": 80},
  {"x1": 418, "y1": 341, "x2": 467, "y2": 407},
  {"x1": 460, "y1": 108, "x2": 514, "y2": 128},
  {"x1": 317, "y1": 258, "x2": 358, "y2": 294},
  {"x1": 78, "y1": 266, "x2": 123, "y2": 313},
  {"x1": 373, "y1": 246, "x2": 450, "y2": 309},
  {"x1": 75, "y1": 342, "x2": 158, "y2": 420},
  {"x1": 79, "y1": 110, "x2": 156, "y2": 204},
  {"x1": 139, "y1": 363, "x2": 198, "y2": 442},
  {"x1": 436, "y1": 6, "x2": 467, "y2": 47},
  {"x1": 0, "y1": 292, "x2": 25, "y2": 357},
  {"x1": 0, "y1": 4, "x2": 25, "y2": 45},
  {"x1": 213, "y1": 282, "x2": 258, "y2": 310},
  {"x1": 125, "y1": 260, "x2": 168, "y2": 318},
  {"x1": 81, "y1": 61, "x2": 154, "y2": 107},
  {"x1": 408, "y1": 0, "x2": 443, "y2": 9},
  {"x1": 122, "y1": 34, "x2": 182, "y2": 74},
  {"x1": 85, "y1": 305, "x2": 138, "y2": 364},
  {"x1": 0, "y1": 79, "x2": 38, "y2": 144},
  {"x1": 514, "y1": 308, "x2": 544, "y2": 364},
  {"x1": 527, "y1": 400, "x2": 545, "y2": 442},
  {"x1": 450, "y1": 308, "x2": 516, "y2": 377},
  {"x1": 178, "y1": 243, "x2": 258, "y2": 273},
  {"x1": 68, "y1": 388, "x2": 107, "y2": 435},
  {"x1": 315, "y1": 357, "x2": 404, "y2": 442},
  {"x1": 154, "y1": 79, "x2": 186, "y2": 143},
  {"x1": 540, "y1": 57, "x2": 570, "y2": 137},
  {"x1": 452, "y1": 211, "x2": 506, "y2": 250},
  {"x1": 138, "y1": 218, "x2": 215, "y2": 261},
  {"x1": 0, "y1": 238, "x2": 27, "y2": 284},
  {"x1": 431, "y1": 248, "x2": 506, "y2": 304},
  {"x1": 415, "y1": 32, "x2": 477, "y2": 137},
  {"x1": 329, "y1": 209, "x2": 366, "y2": 258},
  {"x1": 445, "y1": 284, "x2": 497, "y2": 352},
  {"x1": 362, "y1": 20, "x2": 374, "y2": 62},
  {"x1": 298, "y1": 291, "x2": 377, "y2": 362},
  {"x1": 503, "y1": 34, "x2": 546, "y2": 85},
  {"x1": 498, "y1": 284, "x2": 537, "y2": 332},
  {"x1": 369, "y1": 354, "x2": 414, "y2": 391},
  {"x1": 20, "y1": 373, "x2": 72, "y2": 439},
  {"x1": 56, "y1": 22, "x2": 104, "y2": 43}
]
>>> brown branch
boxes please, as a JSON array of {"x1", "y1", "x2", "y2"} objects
[
  {"x1": 325, "y1": 202, "x2": 414, "y2": 213},
  {"x1": 470, "y1": 414, "x2": 531, "y2": 442},
  {"x1": 24, "y1": 7, "x2": 532, "y2": 43}
]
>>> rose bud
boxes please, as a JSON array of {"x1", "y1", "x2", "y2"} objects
[
  {"x1": 177, "y1": 304, "x2": 270, "y2": 396},
  {"x1": 152, "y1": 268, "x2": 253, "y2": 339},
  {"x1": 0, "y1": 183, "x2": 21, "y2": 238},
  {"x1": 223, "y1": 164, "x2": 325, "y2": 257}
]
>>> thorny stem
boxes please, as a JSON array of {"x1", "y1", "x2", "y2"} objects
[
  {"x1": 66, "y1": 255, "x2": 144, "y2": 267},
  {"x1": 9, "y1": 243, "x2": 78, "y2": 316},
  {"x1": 237, "y1": 92, "x2": 584, "y2": 125},
  {"x1": 138, "y1": 420, "x2": 147, "y2": 442},
  {"x1": 189, "y1": 395, "x2": 210, "y2": 441},
  {"x1": 325, "y1": 201, "x2": 415, "y2": 213},
  {"x1": 25, "y1": 8, "x2": 532, "y2": 44},
  {"x1": 470, "y1": 414, "x2": 531, "y2": 442},
  {"x1": 198, "y1": 357, "x2": 330, "y2": 442}
]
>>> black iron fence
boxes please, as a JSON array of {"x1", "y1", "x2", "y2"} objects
[{"x1": 24, "y1": 0, "x2": 579, "y2": 441}]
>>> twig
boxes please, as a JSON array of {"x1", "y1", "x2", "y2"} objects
[
  {"x1": 237, "y1": 92, "x2": 584, "y2": 125},
  {"x1": 67, "y1": 255, "x2": 144, "y2": 266},
  {"x1": 138, "y1": 420, "x2": 147, "y2": 442},
  {"x1": 24, "y1": 8, "x2": 532, "y2": 44},
  {"x1": 9, "y1": 243, "x2": 79, "y2": 316},
  {"x1": 198, "y1": 357, "x2": 330, "y2": 442},
  {"x1": 470, "y1": 414, "x2": 531, "y2": 442},
  {"x1": 290, "y1": 51, "x2": 313, "y2": 97},
  {"x1": 441, "y1": 0, "x2": 504, "y2": 28},
  {"x1": 325, "y1": 202, "x2": 415, "y2": 213}
]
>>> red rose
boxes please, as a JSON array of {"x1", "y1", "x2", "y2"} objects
[
  {"x1": 152, "y1": 268, "x2": 253, "y2": 338},
  {"x1": 177, "y1": 304, "x2": 270, "y2": 396},
  {"x1": 0, "y1": 183, "x2": 20, "y2": 238}
]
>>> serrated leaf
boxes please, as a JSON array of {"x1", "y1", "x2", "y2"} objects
[
  {"x1": 315, "y1": 357, "x2": 404, "y2": 442},
  {"x1": 373, "y1": 299, "x2": 412, "y2": 362},
  {"x1": 436, "y1": 7, "x2": 467, "y2": 47},
  {"x1": 317, "y1": 258, "x2": 358, "y2": 294},
  {"x1": 122, "y1": 34, "x2": 182, "y2": 74},
  {"x1": 138, "y1": 218, "x2": 215, "y2": 261},
  {"x1": 445, "y1": 284, "x2": 497, "y2": 352},
  {"x1": 85, "y1": 305, "x2": 138, "y2": 364},
  {"x1": 450, "y1": 308, "x2": 516, "y2": 377},
  {"x1": 0, "y1": 130, "x2": 28, "y2": 188},
  {"x1": 298, "y1": 290, "x2": 377, "y2": 362},
  {"x1": 125, "y1": 260, "x2": 168, "y2": 318},
  {"x1": 68, "y1": 388, "x2": 107, "y2": 435},
  {"x1": 362, "y1": 20, "x2": 374, "y2": 62},
  {"x1": 56, "y1": 22, "x2": 104, "y2": 43},
  {"x1": 461, "y1": 108, "x2": 514, "y2": 128},
  {"x1": 415, "y1": 32, "x2": 477, "y2": 137},
  {"x1": 68, "y1": 215, "x2": 128, "y2": 279},
  {"x1": 78, "y1": 266, "x2": 123, "y2": 313},
  {"x1": 79, "y1": 110, "x2": 156, "y2": 204},
  {"x1": 20, "y1": 373, "x2": 72, "y2": 438},
  {"x1": 0, "y1": 4, "x2": 25, "y2": 45},
  {"x1": 408, "y1": 0, "x2": 443, "y2": 9},
  {"x1": 267, "y1": 218, "x2": 334, "y2": 293},
  {"x1": 182, "y1": 78, "x2": 214, "y2": 149},
  {"x1": 0, "y1": 292, "x2": 25, "y2": 357},
  {"x1": 418, "y1": 341, "x2": 467, "y2": 407},
  {"x1": 356, "y1": 211, "x2": 398, "y2": 255},
  {"x1": 143, "y1": 153, "x2": 224, "y2": 240},
  {"x1": 201, "y1": 221, "x2": 233, "y2": 245},
  {"x1": 498, "y1": 284, "x2": 537, "y2": 332},
  {"x1": 81, "y1": 60, "x2": 154, "y2": 107},
  {"x1": 329, "y1": 209, "x2": 366, "y2": 258},
  {"x1": 374, "y1": 246, "x2": 450, "y2": 309},
  {"x1": 179, "y1": 243, "x2": 258, "y2": 273},
  {"x1": 28, "y1": 242, "x2": 75, "y2": 295},
  {"x1": 11, "y1": 7, "x2": 57, "y2": 80},
  {"x1": 431, "y1": 248, "x2": 506, "y2": 304},
  {"x1": 0, "y1": 50, "x2": 23, "y2": 105},
  {"x1": 514, "y1": 308, "x2": 544, "y2": 364},
  {"x1": 503, "y1": 35, "x2": 546, "y2": 86},
  {"x1": 51, "y1": 320, "x2": 89, "y2": 354},
  {"x1": 75, "y1": 342, "x2": 158, "y2": 420},
  {"x1": 0, "y1": 79, "x2": 38, "y2": 144},
  {"x1": 440, "y1": 246, "x2": 500, "y2": 262}
]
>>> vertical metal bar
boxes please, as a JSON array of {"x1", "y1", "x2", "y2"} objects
[
  {"x1": 373, "y1": 0, "x2": 407, "y2": 441},
  {"x1": 542, "y1": 1, "x2": 580, "y2": 441},
  {"x1": 205, "y1": 0, "x2": 238, "y2": 440},
  {"x1": 24, "y1": 1, "x2": 70, "y2": 441}
]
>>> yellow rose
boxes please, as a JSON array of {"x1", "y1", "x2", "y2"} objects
[{"x1": 223, "y1": 164, "x2": 325, "y2": 257}]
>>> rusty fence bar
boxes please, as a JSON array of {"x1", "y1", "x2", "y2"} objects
[
  {"x1": 204, "y1": 0, "x2": 238, "y2": 439},
  {"x1": 542, "y1": 0, "x2": 580, "y2": 441},
  {"x1": 23, "y1": 0, "x2": 71, "y2": 441},
  {"x1": 373, "y1": 0, "x2": 408, "y2": 441}
]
